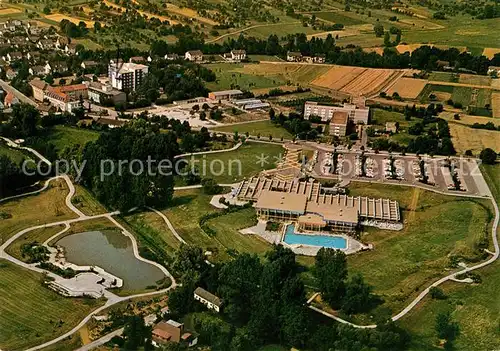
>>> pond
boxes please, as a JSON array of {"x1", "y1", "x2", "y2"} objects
[{"x1": 57, "y1": 231, "x2": 166, "y2": 290}]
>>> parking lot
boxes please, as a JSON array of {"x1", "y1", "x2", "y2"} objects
[{"x1": 314, "y1": 149, "x2": 489, "y2": 197}]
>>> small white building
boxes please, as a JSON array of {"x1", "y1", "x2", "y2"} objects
[
  {"x1": 231, "y1": 49, "x2": 246, "y2": 61},
  {"x1": 194, "y1": 287, "x2": 222, "y2": 312},
  {"x1": 185, "y1": 50, "x2": 203, "y2": 62}
]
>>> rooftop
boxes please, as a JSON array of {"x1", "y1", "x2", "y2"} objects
[
  {"x1": 255, "y1": 190, "x2": 308, "y2": 214},
  {"x1": 194, "y1": 287, "x2": 222, "y2": 306},
  {"x1": 331, "y1": 111, "x2": 348, "y2": 125}
]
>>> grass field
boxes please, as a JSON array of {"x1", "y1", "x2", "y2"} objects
[
  {"x1": 0, "y1": 259, "x2": 103, "y2": 351},
  {"x1": 33, "y1": 126, "x2": 100, "y2": 157},
  {"x1": 313, "y1": 11, "x2": 366, "y2": 25},
  {"x1": 123, "y1": 209, "x2": 182, "y2": 259},
  {"x1": 480, "y1": 164, "x2": 500, "y2": 204},
  {"x1": 428, "y1": 72, "x2": 456, "y2": 83},
  {"x1": 400, "y1": 260, "x2": 500, "y2": 351},
  {"x1": 206, "y1": 62, "x2": 329, "y2": 91},
  {"x1": 345, "y1": 182, "x2": 493, "y2": 316},
  {"x1": 400, "y1": 162, "x2": 499, "y2": 351},
  {"x1": 206, "y1": 63, "x2": 287, "y2": 91},
  {"x1": 163, "y1": 189, "x2": 269, "y2": 261},
  {"x1": 448, "y1": 123, "x2": 500, "y2": 154},
  {"x1": 185, "y1": 142, "x2": 284, "y2": 184},
  {"x1": 0, "y1": 142, "x2": 31, "y2": 164},
  {"x1": 418, "y1": 84, "x2": 492, "y2": 108},
  {"x1": 0, "y1": 179, "x2": 77, "y2": 242},
  {"x1": 5, "y1": 225, "x2": 65, "y2": 262},
  {"x1": 72, "y1": 184, "x2": 107, "y2": 216},
  {"x1": 211, "y1": 120, "x2": 294, "y2": 140}
]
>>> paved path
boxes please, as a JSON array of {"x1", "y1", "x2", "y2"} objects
[
  {"x1": 1, "y1": 136, "x2": 51, "y2": 166},
  {"x1": 206, "y1": 22, "x2": 299, "y2": 43},
  {"x1": 74, "y1": 328, "x2": 124, "y2": 351},
  {"x1": 174, "y1": 142, "x2": 242, "y2": 159},
  {"x1": 146, "y1": 206, "x2": 187, "y2": 244}
]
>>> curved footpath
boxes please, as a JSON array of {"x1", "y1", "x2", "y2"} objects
[{"x1": 0, "y1": 175, "x2": 177, "y2": 351}]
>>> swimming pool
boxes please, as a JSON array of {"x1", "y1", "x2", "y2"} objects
[{"x1": 283, "y1": 224, "x2": 347, "y2": 249}]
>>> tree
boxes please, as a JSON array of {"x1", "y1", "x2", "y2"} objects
[
  {"x1": 479, "y1": 148, "x2": 497, "y2": 164},
  {"x1": 9, "y1": 103, "x2": 40, "y2": 138},
  {"x1": 341, "y1": 273, "x2": 377, "y2": 314},
  {"x1": 374, "y1": 23, "x2": 384, "y2": 37},
  {"x1": 43, "y1": 6, "x2": 51, "y2": 14},
  {"x1": 122, "y1": 315, "x2": 152, "y2": 350},
  {"x1": 93, "y1": 21, "x2": 102, "y2": 32},
  {"x1": 314, "y1": 248, "x2": 347, "y2": 308},
  {"x1": 201, "y1": 178, "x2": 222, "y2": 195},
  {"x1": 435, "y1": 312, "x2": 460, "y2": 345},
  {"x1": 429, "y1": 286, "x2": 447, "y2": 299}
]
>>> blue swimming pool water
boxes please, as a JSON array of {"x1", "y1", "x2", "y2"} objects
[{"x1": 284, "y1": 225, "x2": 347, "y2": 249}]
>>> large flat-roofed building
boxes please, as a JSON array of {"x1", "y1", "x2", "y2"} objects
[
  {"x1": 236, "y1": 177, "x2": 400, "y2": 232},
  {"x1": 304, "y1": 101, "x2": 369, "y2": 124},
  {"x1": 108, "y1": 61, "x2": 148, "y2": 91},
  {"x1": 329, "y1": 111, "x2": 348, "y2": 137},
  {"x1": 208, "y1": 89, "x2": 243, "y2": 101}
]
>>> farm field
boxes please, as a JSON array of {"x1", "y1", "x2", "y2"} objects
[
  {"x1": 492, "y1": 92, "x2": 500, "y2": 118},
  {"x1": 0, "y1": 259, "x2": 103, "y2": 351},
  {"x1": 311, "y1": 65, "x2": 402, "y2": 96},
  {"x1": 0, "y1": 179, "x2": 77, "y2": 242},
  {"x1": 184, "y1": 142, "x2": 284, "y2": 184},
  {"x1": 165, "y1": 3, "x2": 218, "y2": 25},
  {"x1": 385, "y1": 77, "x2": 428, "y2": 99},
  {"x1": 311, "y1": 11, "x2": 367, "y2": 26},
  {"x1": 44, "y1": 13, "x2": 96, "y2": 27},
  {"x1": 459, "y1": 74, "x2": 491, "y2": 86},
  {"x1": 211, "y1": 120, "x2": 294, "y2": 140},
  {"x1": 102, "y1": 0, "x2": 179, "y2": 24},
  {"x1": 448, "y1": 123, "x2": 500, "y2": 154},
  {"x1": 419, "y1": 84, "x2": 492, "y2": 109},
  {"x1": 482, "y1": 47, "x2": 500, "y2": 59},
  {"x1": 346, "y1": 182, "x2": 493, "y2": 316},
  {"x1": 428, "y1": 71, "x2": 456, "y2": 83},
  {"x1": 0, "y1": 7, "x2": 21, "y2": 15},
  {"x1": 206, "y1": 62, "x2": 330, "y2": 91}
]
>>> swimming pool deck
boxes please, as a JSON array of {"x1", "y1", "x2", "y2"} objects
[{"x1": 240, "y1": 220, "x2": 370, "y2": 256}]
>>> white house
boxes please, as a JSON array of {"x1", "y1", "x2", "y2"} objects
[
  {"x1": 231, "y1": 49, "x2": 246, "y2": 61},
  {"x1": 194, "y1": 287, "x2": 222, "y2": 312},
  {"x1": 185, "y1": 50, "x2": 203, "y2": 62}
]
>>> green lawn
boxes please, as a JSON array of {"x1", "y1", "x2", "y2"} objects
[
  {"x1": 40, "y1": 126, "x2": 100, "y2": 155},
  {"x1": 313, "y1": 11, "x2": 367, "y2": 25},
  {"x1": 480, "y1": 163, "x2": 499, "y2": 205},
  {"x1": 400, "y1": 261, "x2": 500, "y2": 351},
  {"x1": 0, "y1": 179, "x2": 77, "y2": 242},
  {"x1": 123, "y1": 210, "x2": 182, "y2": 260},
  {"x1": 0, "y1": 142, "x2": 31, "y2": 164},
  {"x1": 428, "y1": 72, "x2": 456, "y2": 83},
  {"x1": 205, "y1": 63, "x2": 287, "y2": 91},
  {"x1": 0, "y1": 259, "x2": 103, "y2": 351},
  {"x1": 206, "y1": 207, "x2": 270, "y2": 256},
  {"x1": 185, "y1": 142, "x2": 284, "y2": 184},
  {"x1": 212, "y1": 120, "x2": 294, "y2": 140},
  {"x1": 163, "y1": 189, "x2": 269, "y2": 261},
  {"x1": 72, "y1": 184, "x2": 108, "y2": 216},
  {"x1": 345, "y1": 183, "x2": 493, "y2": 317},
  {"x1": 5, "y1": 225, "x2": 64, "y2": 262},
  {"x1": 399, "y1": 161, "x2": 499, "y2": 351}
]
